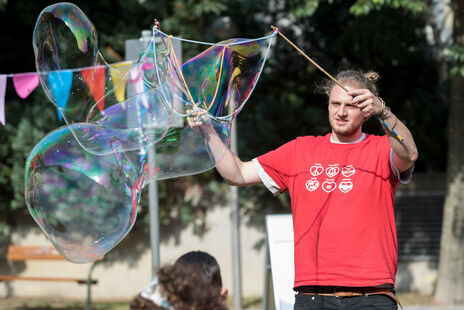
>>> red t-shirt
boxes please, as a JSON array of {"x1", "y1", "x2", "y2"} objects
[{"x1": 255, "y1": 133, "x2": 401, "y2": 288}]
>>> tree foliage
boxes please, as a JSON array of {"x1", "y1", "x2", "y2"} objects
[
  {"x1": 349, "y1": 0, "x2": 425, "y2": 15},
  {"x1": 0, "y1": 0, "x2": 449, "y2": 256},
  {"x1": 0, "y1": 0, "x2": 233, "y2": 243},
  {"x1": 435, "y1": 0, "x2": 464, "y2": 303},
  {"x1": 237, "y1": 0, "x2": 446, "y2": 223}
]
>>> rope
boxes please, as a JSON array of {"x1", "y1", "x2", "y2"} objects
[
  {"x1": 205, "y1": 46, "x2": 227, "y2": 112},
  {"x1": 0, "y1": 61, "x2": 134, "y2": 77},
  {"x1": 167, "y1": 35, "x2": 197, "y2": 109},
  {"x1": 153, "y1": 27, "x2": 277, "y2": 47}
]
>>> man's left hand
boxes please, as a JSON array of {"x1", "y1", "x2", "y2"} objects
[{"x1": 348, "y1": 89, "x2": 383, "y2": 116}]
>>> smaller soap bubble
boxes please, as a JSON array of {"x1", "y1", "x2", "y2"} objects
[
  {"x1": 33, "y1": 2, "x2": 174, "y2": 155},
  {"x1": 25, "y1": 125, "x2": 146, "y2": 263}
]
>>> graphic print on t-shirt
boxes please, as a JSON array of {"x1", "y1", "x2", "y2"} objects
[
  {"x1": 305, "y1": 178, "x2": 319, "y2": 191},
  {"x1": 322, "y1": 179, "x2": 337, "y2": 193},
  {"x1": 325, "y1": 164, "x2": 340, "y2": 178},
  {"x1": 309, "y1": 163, "x2": 324, "y2": 176},
  {"x1": 339, "y1": 179, "x2": 353, "y2": 193},
  {"x1": 341, "y1": 165, "x2": 356, "y2": 177},
  {"x1": 307, "y1": 163, "x2": 355, "y2": 194}
]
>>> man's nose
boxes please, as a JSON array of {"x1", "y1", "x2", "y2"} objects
[{"x1": 337, "y1": 104, "x2": 347, "y2": 116}]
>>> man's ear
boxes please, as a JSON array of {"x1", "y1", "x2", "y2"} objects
[{"x1": 220, "y1": 288, "x2": 228, "y2": 304}]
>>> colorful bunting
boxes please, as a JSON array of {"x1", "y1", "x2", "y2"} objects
[
  {"x1": 0, "y1": 75, "x2": 6, "y2": 126},
  {"x1": 47, "y1": 70, "x2": 73, "y2": 121},
  {"x1": 0, "y1": 60, "x2": 133, "y2": 126},
  {"x1": 12, "y1": 73, "x2": 39, "y2": 99},
  {"x1": 81, "y1": 67, "x2": 106, "y2": 112}
]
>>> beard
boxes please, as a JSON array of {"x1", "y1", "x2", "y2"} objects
[{"x1": 329, "y1": 118, "x2": 363, "y2": 137}]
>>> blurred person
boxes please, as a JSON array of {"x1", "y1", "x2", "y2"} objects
[
  {"x1": 189, "y1": 70, "x2": 418, "y2": 310},
  {"x1": 130, "y1": 250, "x2": 227, "y2": 310},
  {"x1": 174, "y1": 251, "x2": 228, "y2": 304}
]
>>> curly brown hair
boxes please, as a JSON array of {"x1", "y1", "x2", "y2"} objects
[
  {"x1": 158, "y1": 263, "x2": 227, "y2": 310},
  {"x1": 130, "y1": 250, "x2": 227, "y2": 310},
  {"x1": 130, "y1": 293, "x2": 164, "y2": 310},
  {"x1": 130, "y1": 263, "x2": 227, "y2": 310}
]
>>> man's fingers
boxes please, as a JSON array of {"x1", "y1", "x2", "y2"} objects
[
  {"x1": 347, "y1": 88, "x2": 368, "y2": 96},
  {"x1": 351, "y1": 93, "x2": 372, "y2": 105}
]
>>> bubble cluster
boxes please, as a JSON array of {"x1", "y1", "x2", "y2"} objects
[
  {"x1": 26, "y1": 2, "x2": 275, "y2": 263},
  {"x1": 32, "y1": 2, "x2": 172, "y2": 155}
]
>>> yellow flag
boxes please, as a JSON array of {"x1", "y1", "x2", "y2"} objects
[{"x1": 109, "y1": 61, "x2": 133, "y2": 102}]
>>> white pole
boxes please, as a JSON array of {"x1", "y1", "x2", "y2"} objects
[{"x1": 230, "y1": 119, "x2": 242, "y2": 309}]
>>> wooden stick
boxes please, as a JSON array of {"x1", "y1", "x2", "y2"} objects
[
  {"x1": 271, "y1": 25, "x2": 404, "y2": 142},
  {"x1": 270, "y1": 25, "x2": 348, "y2": 92}
]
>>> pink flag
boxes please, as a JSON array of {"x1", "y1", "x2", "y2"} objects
[
  {"x1": 0, "y1": 75, "x2": 6, "y2": 125},
  {"x1": 12, "y1": 73, "x2": 39, "y2": 99}
]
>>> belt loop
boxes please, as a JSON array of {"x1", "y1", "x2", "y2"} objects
[{"x1": 362, "y1": 288, "x2": 367, "y2": 297}]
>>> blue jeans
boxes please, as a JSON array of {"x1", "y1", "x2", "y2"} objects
[{"x1": 294, "y1": 293, "x2": 398, "y2": 310}]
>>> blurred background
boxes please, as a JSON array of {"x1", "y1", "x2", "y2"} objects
[{"x1": 0, "y1": 0, "x2": 462, "y2": 309}]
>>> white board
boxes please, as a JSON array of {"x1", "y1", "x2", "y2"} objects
[{"x1": 265, "y1": 214, "x2": 294, "y2": 310}]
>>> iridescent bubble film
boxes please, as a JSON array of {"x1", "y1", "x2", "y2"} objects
[
  {"x1": 153, "y1": 30, "x2": 272, "y2": 119},
  {"x1": 146, "y1": 30, "x2": 275, "y2": 181},
  {"x1": 182, "y1": 39, "x2": 269, "y2": 118},
  {"x1": 27, "y1": 2, "x2": 276, "y2": 263}
]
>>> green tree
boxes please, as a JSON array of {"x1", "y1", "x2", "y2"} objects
[
  {"x1": 435, "y1": 0, "x2": 464, "y2": 303},
  {"x1": 238, "y1": 0, "x2": 445, "y2": 222},
  {"x1": 0, "y1": 0, "x2": 453, "y2": 273},
  {"x1": 0, "y1": 0, "x2": 233, "y2": 243},
  {"x1": 282, "y1": 0, "x2": 464, "y2": 303},
  {"x1": 346, "y1": 0, "x2": 464, "y2": 303}
]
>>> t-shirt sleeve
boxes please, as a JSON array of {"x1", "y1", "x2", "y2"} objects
[
  {"x1": 253, "y1": 139, "x2": 298, "y2": 196},
  {"x1": 379, "y1": 135, "x2": 414, "y2": 184},
  {"x1": 389, "y1": 149, "x2": 414, "y2": 184}
]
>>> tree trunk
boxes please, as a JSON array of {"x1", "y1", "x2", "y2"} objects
[{"x1": 435, "y1": 0, "x2": 464, "y2": 304}]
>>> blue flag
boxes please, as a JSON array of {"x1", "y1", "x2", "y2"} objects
[{"x1": 47, "y1": 70, "x2": 73, "y2": 121}]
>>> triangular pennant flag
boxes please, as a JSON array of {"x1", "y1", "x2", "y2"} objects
[
  {"x1": 109, "y1": 61, "x2": 132, "y2": 103},
  {"x1": 12, "y1": 73, "x2": 39, "y2": 99},
  {"x1": 81, "y1": 66, "x2": 106, "y2": 112},
  {"x1": 47, "y1": 70, "x2": 73, "y2": 121},
  {"x1": 0, "y1": 75, "x2": 6, "y2": 126}
]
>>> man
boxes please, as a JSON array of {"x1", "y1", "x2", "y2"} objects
[{"x1": 190, "y1": 70, "x2": 418, "y2": 310}]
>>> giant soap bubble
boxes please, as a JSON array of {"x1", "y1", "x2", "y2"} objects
[
  {"x1": 32, "y1": 2, "x2": 173, "y2": 155},
  {"x1": 27, "y1": 2, "x2": 277, "y2": 263}
]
